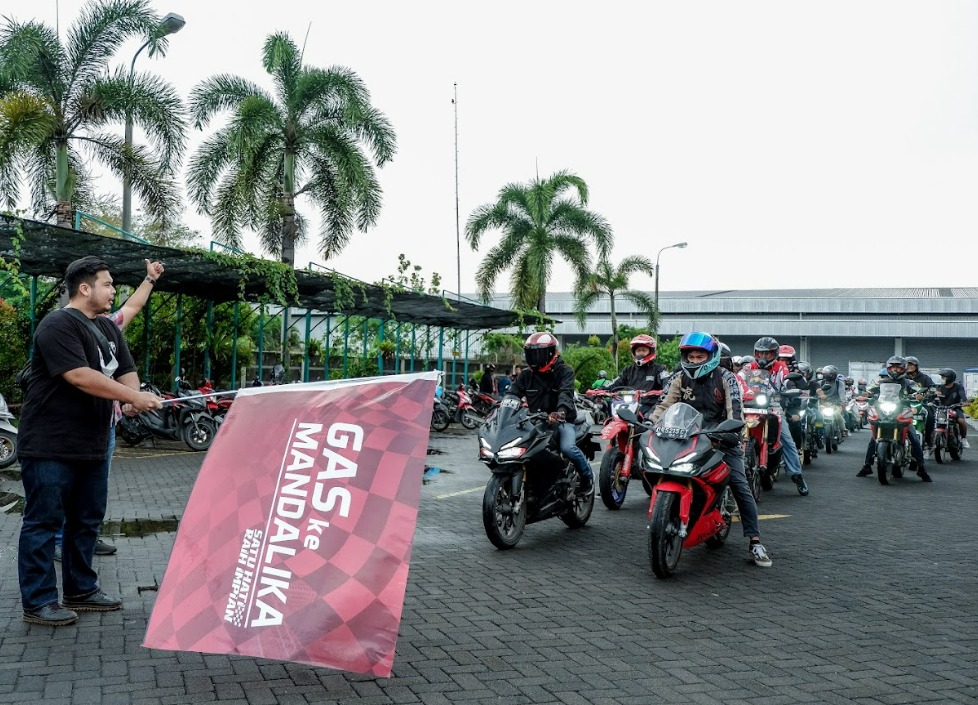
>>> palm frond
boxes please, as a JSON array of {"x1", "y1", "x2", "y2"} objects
[
  {"x1": 65, "y1": 0, "x2": 157, "y2": 97},
  {"x1": 0, "y1": 19, "x2": 66, "y2": 97},
  {"x1": 472, "y1": 232, "x2": 525, "y2": 303},
  {"x1": 621, "y1": 290, "x2": 658, "y2": 329},
  {"x1": 0, "y1": 91, "x2": 57, "y2": 206},
  {"x1": 573, "y1": 287, "x2": 603, "y2": 328},
  {"x1": 83, "y1": 67, "x2": 186, "y2": 169},
  {"x1": 616, "y1": 254, "x2": 656, "y2": 279},
  {"x1": 261, "y1": 32, "x2": 302, "y2": 111},
  {"x1": 189, "y1": 74, "x2": 273, "y2": 128}
]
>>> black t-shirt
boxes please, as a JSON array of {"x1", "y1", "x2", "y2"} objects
[{"x1": 18, "y1": 308, "x2": 136, "y2": 461}]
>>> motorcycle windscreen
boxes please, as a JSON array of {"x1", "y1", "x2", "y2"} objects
[
  {"x1": 878, "y1": 383, "x2": 902, "y2": 405},
  {"x1": 744, "y1": 369, "x2": 775, "y2": 396},
  {"x1": 654, "y1": 402, "x2": 704, "y2": 440},
  {"x1": 482, "y1": 396, "x2": 529, "y2": 446}
]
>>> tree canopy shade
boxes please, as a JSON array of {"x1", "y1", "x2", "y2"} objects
[
  {"x1": 188, "y1": 31, "x2": 396, "y2": 267},
  {"x1": 465, "y1": 170, "x2": 613, "y2": 314},
  {"x1": 0, "y1": 0, "x2": 186, "y2": 228},
  {"x1": 0, "y1": 216, "x2": 543, "y2": 329}
]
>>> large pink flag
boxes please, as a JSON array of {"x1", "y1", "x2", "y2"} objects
[{"x1": 143, "y1": 372, "x2": 437, "y2": 676}]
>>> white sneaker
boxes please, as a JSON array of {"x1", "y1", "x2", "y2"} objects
[
  {"x1": 961, "y1": 438, "x2": 970, "y2": 449},
  {"x1": 749, "y1": 543, "x2": 773, "y2": 568}
]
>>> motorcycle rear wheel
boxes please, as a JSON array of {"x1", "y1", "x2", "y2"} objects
[
  {"x1": 0, "y1": 431, "x2": 16, "y2": 469},
  {"x1": 182, "y1": 418, "x2": 217, "y2": 452},
  {"x1": 430, "y1": 408, "x2": 450, "y2": 432},
  {"x1": 560, "y1": 467, "x2": 595, "y2": 528},
  {"x1": 482, "y1": 474, "x2": 525, "y2": 549},
  {"x1": 705, "y1": 486, "x2": 736, "y2": 548},
  {"x1": 598, "y1": 448, "x2": 628, "y2": 510},
  {"x1": 648, "y1": 491, "x2": 683, "y2": 578}
]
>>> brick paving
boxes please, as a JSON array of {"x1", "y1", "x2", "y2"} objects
[{"x1": 0, "y1": 427, "x2": 975, "y2": 704}]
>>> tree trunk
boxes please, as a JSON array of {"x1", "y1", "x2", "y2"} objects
[
  {"x1": 609, "y1": 293, "x2": 619, "y2": 372},
  {"x1": 281, "y1": 150, "x2": 297, "y2": 267},
  {"x1": 537, "y1": 290, "x2": 546, "y2": 319},
  {"x1": 55, "y1": 141, "x2": 73, "y2": 228}
]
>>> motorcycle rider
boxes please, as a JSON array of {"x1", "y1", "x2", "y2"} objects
[
  {"x1": 817, "y1": 364, "x2": 848, "y2": 436},
  {"x1": 479, "y1": 364, "x2": 498, "y2": 396},
  {"x1": 508, "y1": 332, "x2": 595, "y2": 494},
  {"x1": 905, "y1": 356, "x2": 936, "y2": 447},
  {"x1": 651, "y1": 332, "x2": 772, "y2": 568},
  {"x1": 905, "y1": 357, "x2": 935, "y2": 388},
  {"x1": 934, "y1": 368, "x2": 970, "y2": 449},
  {"x1": 606, "y1": 334, "x2": 669, "y2": 417},
  {"x1": 777, "y1": 345, "x2": 798, "y2": 372},
  {"x1": 858, "y1": 356, "x2": 931, "y2": 480},
  {"x1": 744, "y1": 337, "x2": 810, "y2": 496},
  {"x1": 591, "y1": 370, "x2": 611, "y2": 390}
]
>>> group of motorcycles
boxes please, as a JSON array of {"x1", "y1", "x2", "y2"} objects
[
  {"x1": 430, "y1": 384, "x2": 500, "y2": 431},
  {"x1": 116, "y1": 377, "x2": 235, "y2": 452},
  {"x1": 474, "y1": 369, "x2": 970, "y2": 578}
]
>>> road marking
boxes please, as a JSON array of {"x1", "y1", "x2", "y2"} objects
[
  {"x1": 733, "y1": 514, "x2": 790, "y2": 522},
  {"x1": 435, "y1": 486, "x2": 484, "y2": 499}
]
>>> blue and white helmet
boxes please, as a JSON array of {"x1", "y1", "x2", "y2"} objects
[{"x1": 679, "y1": 332, "x2": 721, "y2": 380}]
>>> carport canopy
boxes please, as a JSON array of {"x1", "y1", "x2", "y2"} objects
[{"x1": 0, "y1": 216, "x2": 546, "y2": 330}]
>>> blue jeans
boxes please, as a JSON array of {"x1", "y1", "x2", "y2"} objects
[
  {"x1": 557, "y1": 422, "x2": 591, "y2": 478},
  {"x1": 56, "y1": 428, "x2": 115, "y2": 547},
  {"x1": 779, "y1": 416, "x2": 802, "y2": 477},
  {"x1": 723, "y1": 445, "x2": 760, "y2": 538},
  {"x1": 18, "y1": 455, "x2": 109, "y2": 610}
]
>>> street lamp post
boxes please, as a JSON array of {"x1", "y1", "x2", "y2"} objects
[
  {"x1": 653, "y1": 241, "x2": 687, "y2": 344},
  {"x1": 121, "y1": 12, "x2": 186, "y2": 235}
]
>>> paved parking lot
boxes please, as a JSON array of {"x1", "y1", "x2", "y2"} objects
[{"x1": 0, "y1": 427, "x2": 975, "y2": 704}]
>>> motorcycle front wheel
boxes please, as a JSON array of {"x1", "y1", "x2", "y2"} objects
[
  {"x1": 482, "y1": 474, "x2": 526, "y2": 549},
  {"x1": 876, "y1": 443, "x2": 893, "y2": 485},
  {"x1": 598, "y1": 447, "x2": 628, "y2": 510},
  {"x1": 0, "y1": 431, "x2": 16, "y2": 469},
  {"x1": 430, "y1": 408, "x2": 450, "y2": 432},
  {"x1": 182, "y1": 418, "x2": 217, "y2": 451},
  {"x1": 648, "y1": 491, "x2": 683, "y2": 578}
]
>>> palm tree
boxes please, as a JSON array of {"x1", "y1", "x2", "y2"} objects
[
  {"x1": 187, "y1": 32, "x2": 396, "y2": 267},
  {"x1": 466, "y1": 170, "x2": 613, "y2": 313},
  {"x1": 574, "y1": 255, "x2": 657, "y2": 371},
  {"x1": 0, "y1": 0, "x2": 185, "y2": 227}
]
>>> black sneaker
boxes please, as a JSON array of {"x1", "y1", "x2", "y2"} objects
[
  {"x1": 857, "y1": 465, "x2": 873, "y2": 477},
  {"x1": 62, "y1": 590, "x2": 122, "y2": 612},
  {"x1": 917, "y1": 468, "x2": 932, "y2": 483},
  {"x1": 23, "y1": 602, "x2": 78, "y2": 626},
  {"x1": 94, "y1": 539, "x2": 117, "y2": 556},
  {"x1": 792, "y1": 474, "x2": 809, "y2": 496}
]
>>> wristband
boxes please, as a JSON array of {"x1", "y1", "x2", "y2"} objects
[{"x1": 145, "y1": 276, "x2": 157, "y2": 285}]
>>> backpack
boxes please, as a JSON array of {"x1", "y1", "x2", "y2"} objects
[{"x1": 14, "y1": 357, "x2": 33, "y2": 392}]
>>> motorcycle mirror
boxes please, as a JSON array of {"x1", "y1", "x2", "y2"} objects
[{"x1": 713, "y1": 419, "x2": 745, "y2": 434}]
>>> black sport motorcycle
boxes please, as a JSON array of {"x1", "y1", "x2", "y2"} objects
[
  {"x1": 478, "y1": 396, "x2": 599, "y2": 549},
  {"x1": 117, "y1": 382, "x2": 218, "y2": 452}
]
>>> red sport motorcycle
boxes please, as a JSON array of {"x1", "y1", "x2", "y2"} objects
[
  {"x1": 867, "y1": 382, "x2": 917, "y2": 485},
  {"x1": 741, "y1": 368, "x2": 785, "y2": 491},
  {"x1": 588, "y1": 388, "x2": 661, "y2": 510},
  {"x1": 620, "y1": 402, "x2": 743, "y2": 578}
]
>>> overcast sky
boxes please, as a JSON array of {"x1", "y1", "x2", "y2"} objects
[{"x1": 12, "y1": 1, "x2": 978, "y2": 294}]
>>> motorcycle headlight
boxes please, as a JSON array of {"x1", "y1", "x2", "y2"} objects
[
  {"x1": 500, "y1": 437, "x2": 526, "y2": 450},
  {"x1": 879, "y1": 402, "x2": 897, "y2": 413},
  {"x1": 669, "y1": 463, "x2": 696, "y2": 475},
  {"x1": 497, "y1": 447, "x2": 527, "y2": 459},
  {"x1": 755, "y1": 394, "x2": 768, "y2": 406}
]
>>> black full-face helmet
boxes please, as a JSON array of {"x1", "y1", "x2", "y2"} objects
[
  {"x1": 753, "y1": 337, "x2": 779, "y2": 369},
  {"x1": 885, "y1": 356, "x2": 907, "y2": 380}
]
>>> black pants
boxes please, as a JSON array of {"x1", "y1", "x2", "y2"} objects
[{"x1": 865, "y1": 426, "x2": 925, "y2": 468}]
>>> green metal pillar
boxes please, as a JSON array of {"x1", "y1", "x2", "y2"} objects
[
  {"x1": 282, "y1": 305, "x2": 290, "y2": 382},
  {"x1": 173, "y1": 294, "x2": 183, "y2": 392},
  {"x1": 362, "y1": 318, "x2": 369, "y2": 361},
  {"x1": 257, "y1": 304, "x2": 266, "y2": 384},
  {"x1": 28, "y1": 275, "x2": 38, "y2": 355},
  {"x1": 231, "y1": 302, "x2": 240, "y2": 388},
  {"x1": 395, "y1": 322, "x2": 402, "y2": 373},
  {"x1": 376, "y1": 320, "x2": 385, "y2": 375},
  {"x1": 438, "y1": 327, "x2": 445, "y2": 385},
  {"x1": 410, "y1": 325, "x2": 416, "y2": 372},
  {"x1": 324, "y1": 314, "x2": 332, "y2": 379},
  {"x1": 342, "y1": 316, "x2": 350, "y2": 377},
  {"x1": 464, "y1": 330, "x2": 470, "y2": 383},
  {"x1": 303, "y1": 309, "x2": 312, "y2": 382},
  {"x1": 143, "y1": 300, "x2": 152, "y2": 379},
  {"x1": 204, "y1": 301, "x2": 214, "y2": 379}
]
